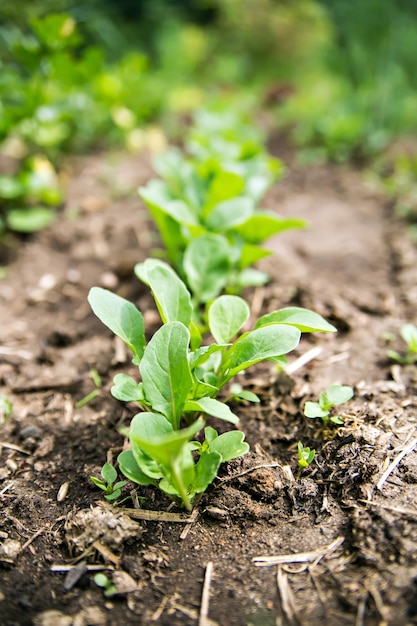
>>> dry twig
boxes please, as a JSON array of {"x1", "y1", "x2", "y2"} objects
[
  {"x1": 199, "y1": 561, "x2": 214, "y2": 626},
  {"x1": 376, "y1": 436, "x2": 417, "y2": 490},
  {"x1": 253, "y1": 536, "x2": 344, "y2": 567}
]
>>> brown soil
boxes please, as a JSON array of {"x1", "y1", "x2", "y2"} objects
[{"x1": 1, "y1": 144, "x2": 417, "y2": 626}]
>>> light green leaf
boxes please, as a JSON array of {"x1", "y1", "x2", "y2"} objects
[
  {"x1": 135, "y1": 259, "x2": 192, "y2": 328},
  {"x1": 184, "y1": 398, "x2": 239, "y2": 424},
  {"x1": 208, "y1": 295, "x2": 250, "y2": 344},
  {"x1": 326, "y1": 384, "x2": 354, "y2": 406},
  {"x1": 117, "y1": 449, "x2": 158, "y2": 486},
  {"x1": 140, "y1": 322, "x2": 193, "y2": 428},
  {"x1": 256, "y1": 307, "x2": 337, "y2": 333},
  {"x1": 139, "y1": 181, "x2": 198, "y2": 226},
  {"x1": 183, "y1": 234, "x2": 232, "y2": 303},
  {"x1": 111, "y1": 374, "x2": 144, "y2": 403},
  {"x1": 7, "y1": 207, "x2": 55, "y2": 232},
  {"x1": 192, "y1": 451, "x2": 222, "y2": 494},
  {"x1": 189, "y1": 344, "x2": 228, "y2": 370},
  {"x1": 234, "y1": 268, "x2": 269, "y2": 288},
  {"x1": 205, "y1": 197, "x2": 254, "y2": 232},
  {"x1": 224, "y1": 324, "x2": 301, "y2": 380},
  {"x1": 205, "y1": 170, "x2": 245, "y2": 208},
  {"x1": 209, "y1": 430, "x2": 249, "y2": 462},
  {"x1": 401, "y1": 324, "x2": 417, "y2": 352},
  {"x1": 234, "y1": 211, "x2": 306, "y2": 244},
  {"x1": 304, "y1": 401, "x2": 327, "y2": 418},
  {"x1": 239, "y1": 244, "x2": 271, "y2": 269},
  {"x1": 101, "y1": 462, "x2": 117, "y2": 485},
  {"x1": 88, "y1": 287, "x2": 145, "y2": 364}
]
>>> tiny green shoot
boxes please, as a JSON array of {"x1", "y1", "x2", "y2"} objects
[
  {"x1": 304, "y1": 384, "x2": 354, "y2": 426},
  {"x1": 75, "y1": 368, "x2": 102, "y2": 409},
  {"x1": 90, "y1": 462, "x2": 128, "y2": 501},
  {"x1": 0, "y1": 395, "x2": 13, "y2": 427},
  {"x1": 297, "y1": 441, "x2": 316, "y2": 468},
  {"x1": 387, "y1": 323, "x2": 417, "y2": 365},
  {"x1": 94, "y1": 573, "x2": 117, "y2": 597}
]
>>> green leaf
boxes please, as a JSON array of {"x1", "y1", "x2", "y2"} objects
[
  {"x1": 209, "y1": 430, "x2": 249, "y2": 462},
  {"x1": 401, "y1": 324, "x2": 417, "y2": 353},
  {"x1": 139, "y1": 181, "x2": 198, "y2": 226},
  {"x1": 117, "y1": 450, "x2": 158, "y2": 486},
  {"x1": 138, "y1": 181, "x2": 186, "y2": 266},
  {"x1": 239, "y1": 244, "x2": 271, "y2": 270},
  {"x1": 88, "y1": 287, "x2": 145, "y2": 365},
  {"x1": 234, "y1": 268, "x2": 269, "y2": 288},
  {"x1": 192, "y1": 450, "x2": 222, "y2": 494},
  {"x1": 326, "y1": 385, "x2": 354, "y2": 406},
  {"x1": 205, "y1": 197, "x2": 254, "y2": 232},
  {"x1": 101, "y1": 462, "x2": 117, "y2": 485},
  {"x1": 135, "y1": 259, "x2": 192, "y2": 329},
  {"x1": 183, "y1": 234, "x2": 232, "y2": 303},
  {"x1": 184, "y1": 398, "x2": 239, "y2": 424},
  {"x1": 304, "y1": 401, "x2": 328, "y2": 418},
  {"x1": 111, "y1": 374, "x2": 145, "y2": 403},
  {"x1": 6, "y1": 207, "x2": 55, "y2": 232},
  {"x1": 256, "y1": 307, "x2": 337, "y2": 333},
  {"x1": 205, "y1": 171, "x2": 245, "y2": 208},
  {"x1": 189, "y1": 344, "x2": 228, "y2": 370},
  {"x1": 224, "y1": 324, "x2": 301, "y2": 380},
  {"x1": 208, "y1": 296, "x2": 250, "y2": 344},
  {"x1": 140, "y1": 322, "x2": 193, "y2": 428},
  {"x1": 233, "y1": 211, "x2": 306, "y2": 244},
  {"x1": 129, "y1": 413, "x2": 203, "y2": 509},
  {"x1": 0, "y1": 176, "x2": 24, "y2": 199}
]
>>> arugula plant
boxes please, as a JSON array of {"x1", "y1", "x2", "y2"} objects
[
  {"x1": 387, "y1": 323, "x2": 417, "y2": 365},
  {"x1": 304, "y1": 384, "x2": 354, "y2": 426},
  {"x1": 139, "y1": 115, "x2": 305, "y2": 303},
  {"x1": 88, "y1": 259, "x2": 336, "y2": 509}
]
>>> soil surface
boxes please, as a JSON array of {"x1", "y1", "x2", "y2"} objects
[{"x1": 1, "y1": 143, "x2": 417, "y2": 626}]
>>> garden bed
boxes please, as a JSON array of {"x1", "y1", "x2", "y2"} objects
[{"x1": 1, "y1": 145, "x2": 417, "y2": 626}]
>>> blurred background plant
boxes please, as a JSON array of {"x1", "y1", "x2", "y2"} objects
[{"x1": 1, "y1": 0, "x2": 417, "y2": 235}]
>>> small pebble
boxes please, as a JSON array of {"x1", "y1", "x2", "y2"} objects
[
  {"x1": 57, "y1": 482, "x2": 69, "y2": 502},
  {"x1": 20, "y1": 425, "x2": 41, "y2": 440}
]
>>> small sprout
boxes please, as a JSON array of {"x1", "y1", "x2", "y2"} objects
[
  {"x1": 387, "y1": 323, "x2": 417, "y2": 365},
  {"x1": 75, "y1": 368, "x2": 102, "y2": 408},
  {"x1": 304, "y1": 384, "x2": 354, "y2": 426},
  {"x1": 297, "y1": 441, "x2": 315, "y2": 468},
  {"x1": 0, "y1": 395, "x2": 13, "y2": 427},
  {"x1": 94, "y1": 573, "x2": 117, "y2": 597},
  {"x1": 228, "y1": 383, "x2": 260, "y2": 403},
  {"x1": 90, "y1": 462, "x2": 128, "y2": 501}
]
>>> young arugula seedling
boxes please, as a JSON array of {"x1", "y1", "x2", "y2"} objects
[
  {"x1": 90, "y1": 462, "x2": 128, "y2": 502},
  {"x1": 94, "y1": 573, "x2": 117, "y2": 597},
  {"x1": 297, "y1": 441, "x2": 316, "y2": 469},
  {"x1": 304, "y1": 384, "x2": 354, "y2": 426},
  {"x1": 387, "y1": 323, "x2": 417, "y2": 365},
  {"x1": 138, "y1": 113, "x2": 305, "y2": 304},
  {"x1": 88, "y1": 260, "x2": 336, "y2": 509}
]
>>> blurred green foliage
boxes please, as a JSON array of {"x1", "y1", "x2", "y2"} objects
[{"x1": 1, "y1": 0, "x2": 417, "y2": 234}]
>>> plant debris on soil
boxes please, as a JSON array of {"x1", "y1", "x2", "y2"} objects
[{"x1": 1, "y1": 143, "x2": 417, "y2": 626}]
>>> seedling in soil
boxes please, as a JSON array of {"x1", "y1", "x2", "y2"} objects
[
  {"x1": 75, "y1": 369, "x2": 102, "y2": 408},
  {"x1": 297, "y1": 441, "x2": 316, "y2": 468},
  {"x1": 304, "y1": 384, "x2": 354, "y2": 426},
  {"x1": 0, "y1": 395, "x2": 13, "y2": 427},
  {"x1": 90, "y1": 462, "x2": 128, "y2": 501},
  {"x1": 88, "y1": 260, "x2": 336, "y2": 509},
  {"x1": 94, "y1": 573, "x2": 117, "y2": 597},
  {"x1": 139, "y1": 126, "x2": 305, "y2": 304},
  {"x1": 387, "y1": 323, "x2": 417, "y2": 365}
]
